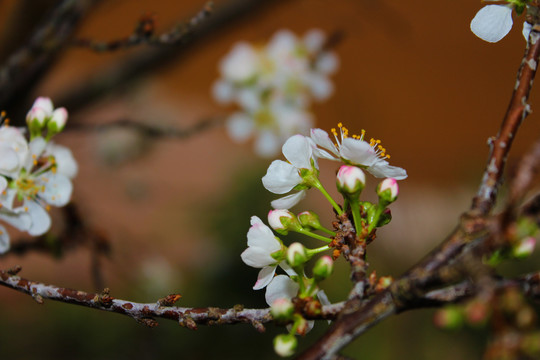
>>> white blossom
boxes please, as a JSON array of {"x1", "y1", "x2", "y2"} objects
[
  {"x1": 262, "y1": 135, "x2": 318, "y2": 209},
  {"x1": 240, "y1": 216, "x2": 294, "y2": 290},
  {"x1": 470, "y1": 4, "x2": 531, "y2": 43},
  {"x1": 310, "y1": 124, "x2": 407, "y2": 180}
]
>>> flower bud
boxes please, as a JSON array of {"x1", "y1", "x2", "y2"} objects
[
  {"x1": 268, "y1": 209, "x2": 301, "y2": 235},
  {"x1": 26, "y1": 107, "x2": 48, "y2": 135},
  {"x1": 433, "y1": 306, "x2": 464, "y2": 330},
  {"x1": 512, "y1": 236, "x2": 536, "y2": 259},
  {"x1": 31, "y1": 97, "x2": 53, "y2": 115},
  {"x1": 47, "y1": 107, "x2": 68, "y2": 134},
  {"x1": 336, "y1": 165, "x2": 365, "y2": 195},
  {"x1": 376, "y1": 178, "x2": 398, "y2": 204},
  {"x1": 270, "y1": 298, "x2": 295, "y2": 321},
  {"x1": 312, "y1": 256, "x2": 333, "y2": 281},
  {"x1": 297, "y1": 211, "x2": 322, "y2": 231},
  {"x1": 286, "y1": 242, "x2": 308, "y2": 268},
  {"x1": 273, "y1": 334, "x2": 297, "y2": 357},
  {"x1": 295, "y1": 316, "x2": 310, "y2": 335}
]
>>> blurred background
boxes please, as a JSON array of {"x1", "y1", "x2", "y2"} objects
[{"x1": 0, "y1": 0, "x2": 539, "y2": 359}]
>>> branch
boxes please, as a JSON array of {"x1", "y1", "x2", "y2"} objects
[
  {"x1": 0, "y1": 268, "x2": 343, "y2": 331},
  {"x1": 298, "y1": 23, "x2": 540, "y2": 360},
  {"x1": 0, "y1": 0, "x2": 99, "y2": 110},
  {"x1": 56, "y1": 0, "x2": 289, "y2": 115},
  {"x1": 71, "y1": 2, "x2": 213, "y2": 52}
]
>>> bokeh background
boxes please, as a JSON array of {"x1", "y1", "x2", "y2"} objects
[{"x1": 0, "y1": 0, "x2": 540, "y2": 359}]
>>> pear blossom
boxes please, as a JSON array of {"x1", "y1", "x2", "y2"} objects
[
  {"x1": 262, "y1": 134, "x2": 318, "y2": 209},
  {"x1": 310, "y1": 124, "x2": 407, "y2": 180},
  {"x1": 213, "y1": 29, "x2": 338, "y2": 157},
  {"x1": 470, "y1": 3, "x2": 531, "y2": 43},
  {"x1": 240, "y1": 216, "x2": 295, "y2": 290}
]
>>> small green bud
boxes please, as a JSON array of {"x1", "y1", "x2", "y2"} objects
[
  {"x1": 274, "y1": 334, "x2": 297, "y2": 357},
  {"x1": 312, "y1": 256, "x2": 333, "y2": 281},
  {"x1": 297, "y1": 211, "x2": 322, "y2": 231},
  {"x1": 433, "y1": 306, "x2": 464, "y2": 330},
  {"x1": 286, "y1": 242, "x2": 308, "y2": 268}
]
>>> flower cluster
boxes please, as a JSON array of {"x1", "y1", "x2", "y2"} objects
[
  {"x1": 0, "y1": 97, "x2": 77, "y2": 253},
  {"x1": 470, "y1": 1, "x2": 532, "y2": 43},
  {"x1": 241, "y1": 123, "x2": 406, "y2": 357},
  {"x1": 212, "y1": 29, "x2": 339, "y2": 157}
]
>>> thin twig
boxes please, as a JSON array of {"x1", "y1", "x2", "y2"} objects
[{"x1": 72, "y1": 2, "x2": 213, "y2": 52}]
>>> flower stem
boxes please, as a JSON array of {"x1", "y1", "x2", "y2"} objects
[
  {"x1": 349, "y1": 199, "x2": 363, "y2": 236},
  {"x1": 298, "y1": 228, "x2": 332, "y2": 243},
  {"x1": 313, "y1": 181, "x2": 343, "y2": 215},
  {"x1": 306, "y1": 245, "x2": 331, "y2": 258}
]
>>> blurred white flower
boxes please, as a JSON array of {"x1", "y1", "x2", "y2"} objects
[{"x1": 213, "y1": 29, "x2": 338, "y2": 157}]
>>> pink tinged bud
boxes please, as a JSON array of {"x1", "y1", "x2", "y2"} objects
[
  {"x1": 286, "y1": 242, "x2": 308, "y2": 268},
  {"x1": 377, "y1": 178, "x2": 399, "y2": 203},
  {"x1": 268, "y1": 209, "x2": 301, "y2": 235},
  {"x1": 312, "y1": 255, "x2": 333, "y2": 281},
  {"x1": 26, "y1": 107, "x2": 48, "y2": 127},
  {"x1": 32, "y1": 97, "x2": 54, "y2": 115},
  {"x1": 50, "y1": 108, "x2": 68, "y2": 130},
  {"x1": 512, "y1": 236, "x2": 536, "y2": 259},
  {"x1": 273, "y1": 334, "x2": 297, "y2": 357},
  {"x1": 336, "y1": 165, "x2": 365, "y2": 195},
  {"x1": 270, "y1": 298, "x2": 295, "y2": 321}
]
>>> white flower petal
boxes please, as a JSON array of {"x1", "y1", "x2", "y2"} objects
[
  {"x1": 523, "y1": 21, "x2": 532, "y2": 42},
  {"x1": 282, "y1": 135, "x2": 313, "y2": 169},
  {"x1": 470, "y1": 5, "x2": 513, "y2": 43},
  {"x1": 0, "y1": 208, "x2": 31, "y2": 232},
  {"x1": 262, "y1": 160, "x2": 302, "y2": 194},
  {"x1": 279, "y1": 261, "x2": 297, "y2": 276},
  {"x1": 0, "y1": 176, "x2": 6, "y2": 193},
  {"x1": 46, "y1": 143, "x2": 78, "y2": 178},
  {"x1": 25, "y1": 200, "x2": 51, "y2": 236},
  {"x1": 0, "y1": 225, "x2": 9, "y2": 254},
  {"x1": 220, "y1": 42, "x2": 260, "y2": 82},
  {"x1": 315, "y1": 52, "x2": 339, "y2": 74},
  {"x1": 310, "y1": 128, "x2": 339, "y2": 157},
  {"x1": 303, "y1": 29, "x2": 325, "y2": 52},
  {"x1": 246, "y1": 219, "x2": 280, "y2": 251},
  {"x1": 211, "y1": 80, "x2": 235, "y2": 104},
  {"x1": 0, "y1": 146, "x2": 19, "y2": 173},
  {"x1": 24, "y1": 136, "x2": 47, "y2": 171},
  {"x1": 253, "y1": 266, "x2": 277, "y2": 290},
  {"x1": 270, "y1": 190, "x2": 306, "y2": 209},
  {"x1": 340, "y1": 138, "x2": 378, "y2": 166},
  {"x1": 237, "y1": 89, "x2": 261, "y2": 111},
  {"x1": 36, "y1": 172, "x2": 72, "y2": 206},
  {"x1": 240, "y1": 246, "x2": 276, "y2": 268},
  {"x1": 254, "y1": 130, "x2": 280, "y2": 158},
  {"x1": 265, "y1": 275, "x2": 299, "y2": 306},
  {"x1": 306, "y1": 74, "x2": 333, "y2": 100},
  {"x1": 226, "y1": 113, "x2": 254, "y2": 143},
  {"x1": 368, "y1": 161, "x2": 408, "y2": 180}
]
